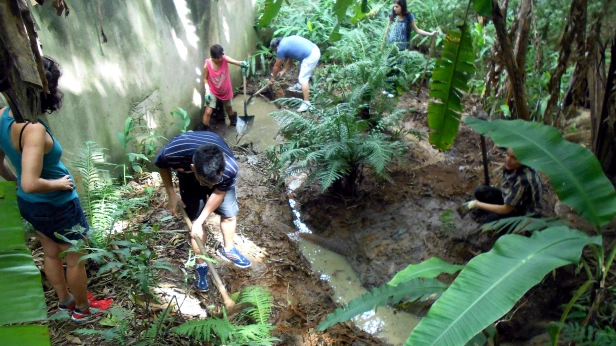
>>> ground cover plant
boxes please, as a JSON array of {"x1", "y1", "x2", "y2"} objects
[{"x1": 4, "y1": 0, "x2": 616, "y2": 344}]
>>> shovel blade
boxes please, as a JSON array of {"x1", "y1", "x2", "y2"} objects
[{"x1": 236, "y1": 115, "x2": 255, "y2": 135}]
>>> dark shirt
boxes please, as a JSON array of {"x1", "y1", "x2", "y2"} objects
[
  {"x1": 155, "y1": 132, "x2": 238, "y2": 191},
  {"x1": 500, "y1": 165, "x2": 543, "y2": 216}
]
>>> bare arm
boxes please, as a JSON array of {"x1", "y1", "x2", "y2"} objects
[
  {"x1": 411, "y1": 19, "x2": 437, "y2": 37},
  {"x1": 191, "y1": 188, "x2": 226, "y2": 234},
  {"x1": 158, "y1": 167, "x2": 185, "y2": 215},
  {"x1": 269, "y1": 59, "x2": 285, "y2": 84},
  {"x1": 476, "y1": 201, "x2": 515, "y2": 215},
  {"x1": 224, "y1": 56, "x2": 243, "y2": 66},
  {"x1": 203, "y1": 60, "x2": 210, "y2": 93},
  {"x1": 280, "y1": 60, "x2": 294, "y2": 76},
  {"x1": 382, "y1": 18, "x2": 392, "y2": 46},
  {"x1": 0, "y1": 150, "x2": 16, "y2": 181},
  {"x1": 20, "y1": 124, "x2": 74, "y2": 194}
]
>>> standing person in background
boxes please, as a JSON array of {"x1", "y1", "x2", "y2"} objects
[
  {"x1": 382, "y1": 0, "x2": 437, "y2": 51},
  {"x1": 0, "y1": 56, "x2": 105, "y2": 323},
  {"x1": 381, "y1": 0, "x2": 437, "y2": 97},
  {"x1": 203, "y1": 44, "x2": 249, "y2": 130},
  {"x1": 269, "y1": 35, "x2": 321, "y2": 113}
]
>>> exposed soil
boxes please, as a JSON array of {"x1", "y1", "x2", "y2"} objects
[{"x1": 30, "y1": 77, "x2": 609, "y2": 345}]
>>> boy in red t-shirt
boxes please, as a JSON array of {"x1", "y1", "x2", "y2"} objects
[{"x1": 202, "y1": 44, "x2": 248, "y2": 129}]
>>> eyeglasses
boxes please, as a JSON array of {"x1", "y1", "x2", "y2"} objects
[{"x1": 194, "y1": 172, "x2": 213, "y2": 187}]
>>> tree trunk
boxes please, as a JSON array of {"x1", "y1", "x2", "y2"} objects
[
  {"x1": 0, "y1": 0, "x2": 45, "y2": 123},
  {"x1": 543, "y1": 0, "x2": 588, "y2": 125},
  {"x1": 491, "y1": 0, "x2": 531, "y2": 120},
  {"x1": 592, "y1": 35, "x2": 616, "y2": 183}
]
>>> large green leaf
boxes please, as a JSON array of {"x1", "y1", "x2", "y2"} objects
[
  {"x1": 0, "y1": 182, "x2": 49, "y2": 345},
  {"x1": 428, "y1": 24, "x2": 475, "y2": 150},
  {"x1": 316, "y1": 278, "x2": 446, "y2": 331},
  {"x1": 0, "y1": 182, "x2": 47, "y2": 325},
  {"x1": 473, "y1": 0, "x2": 492, "y2": 17},
  {"x1": 0, "y1": 325, "x2": 50, "y2": 346},
  {"x1": 465, "y1": 118, "x2": 616, "y2": 227},
  {"x1": 332, "y1": 0, "x2": 354, "y2": 23},
  {"x1": 388, "y1": 257, "x2": 464, "y2": 286},
  {"x1": 257, "y1": 0, "x2": 285, "y2": 28},
  {"x1": 406, "y1": 227, "x2": 601, "y2": 346}
]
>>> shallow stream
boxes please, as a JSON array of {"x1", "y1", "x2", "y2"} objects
[{"x1": 228, "y1": 94, "x2": 423, "y2": 345}]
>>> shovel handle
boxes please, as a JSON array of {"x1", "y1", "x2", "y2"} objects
[
  {"x1": 243, "y1": 75, "x2": 246, "y2": 98},
  {"x1": 179, "y1": 206, "x2": 236, "y2": 310}
]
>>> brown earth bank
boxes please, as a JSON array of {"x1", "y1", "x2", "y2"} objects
[{"x1": 27, "y1": 78, "x2": 612, "y2": 345}]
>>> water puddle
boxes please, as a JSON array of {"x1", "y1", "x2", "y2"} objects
[
  {"x1": 288, "y1": 175, "x2": 421, "y2": 346},
  {"x1": 222, "y1": 96, "x2": 423, "y2": 344},
  {"x1": 219, "y1": 94, "x2": 282, "y2": 152}
]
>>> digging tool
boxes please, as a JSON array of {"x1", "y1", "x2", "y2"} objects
[
  {"x1": 178, "y1": 206, "x2": 242, "y2": 314},
  {"x1": 477, "y1": 110, "x2": 490, "y2": 186},
  {"x1": 236, "y1": 83, "x2": 270, "y2": 136},
  {"x1": 416, "y1": 34, "x2": 437, "y2": 96}
]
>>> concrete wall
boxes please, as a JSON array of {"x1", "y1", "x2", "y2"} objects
[{"x1": 28, "y1": 0, "x2": 257, "y2": 165}]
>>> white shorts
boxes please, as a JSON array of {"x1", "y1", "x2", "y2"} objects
[{"x1": 298, "y1": 46, "x2": 321, "y2": 84}]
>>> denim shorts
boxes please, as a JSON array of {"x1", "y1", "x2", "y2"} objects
[
  {"x1": 178, "y1": 172, "x2": 239, "y2": 220},
  {"x1": 17, "y1": 197, "x2": 89, "y2": 244}
]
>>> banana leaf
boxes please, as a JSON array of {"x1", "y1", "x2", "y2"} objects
[
  {"x1": 479, "y1": 216, "x2": 568, "y2": 235},
  {"x1": 0, "y1": 182, "x2": 49, "y2": 345},
  {"x1": 316, "y1": 278, "x2": 446, "y2": 331},
  {"x1": 428, "y1": 24, "x2": 475, "y2": 150},
  {"x1": 406, "y1": 227, "x2": 601, "y2": 346},
  {"x1": 0, "y1": 325, "x2": 50, "y2": 346},
  {"x1": 257, "y1": 0, "x2": 284, "y2": 27},
  {"x1": 466, "y1": 118, "x2": 616, "y2": 228},
  {"x1": 0, "y1": 182, "x2": 47, "y2": 325},
  {"x1": 388, "y1": 257, "x2": 464, "y2": 287}
]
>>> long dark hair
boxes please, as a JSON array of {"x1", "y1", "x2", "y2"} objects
[
  {"x1": 41, "y1": 56, "x2": 63, "y2": 114},
  {"x1": 389, "y1": 0, "x2": 410, "y2": 20}
]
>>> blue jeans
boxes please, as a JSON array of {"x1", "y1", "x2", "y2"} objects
[{"x1": 18, "y1": 197, "x2": 89, "y2": 244}]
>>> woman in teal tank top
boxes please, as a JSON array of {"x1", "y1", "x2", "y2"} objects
[{"x1": 0, "y1": 57, "x2": 98, "y2": 322}]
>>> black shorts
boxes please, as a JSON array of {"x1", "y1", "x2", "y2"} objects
[
  {"x1": 177, "y1": 172, "x2": 238, "y2": 221},
  {"x1": 18, "y1": 197, "x2": 89, "y2": 244}
]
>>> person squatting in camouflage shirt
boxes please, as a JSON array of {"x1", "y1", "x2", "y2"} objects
[{"x1": 457, "y1": 148, "x2": 543, "y2": 223}]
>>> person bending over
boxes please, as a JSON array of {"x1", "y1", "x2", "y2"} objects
[
  {"x1": 155, "y1": 131, "x2": 251, "y2": 292},
  {"x1": 269, "y1": 35, "x2": 321, "y2": 113}
]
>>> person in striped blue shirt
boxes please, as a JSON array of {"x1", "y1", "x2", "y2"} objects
[{"x1": 155, "y1": 131, "x2": 251, "y2": 292}]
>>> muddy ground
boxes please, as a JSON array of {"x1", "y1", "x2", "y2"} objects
[{"x1": 31, "y1": 80, "x2": 606, "y2": 345}]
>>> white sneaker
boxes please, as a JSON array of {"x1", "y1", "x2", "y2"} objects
[
  {"x1": 289, "y1": 83, "x2": 302, "y2": 92},
  {"x1": 386, "y1": 93, "x2": 394, "y2": 99},
  {"x1": 382, "y1": 90, "x2": 388, "y2": 95},
  {"x1": 297, "y1": 101, "x2": 310, "y2": 112}
]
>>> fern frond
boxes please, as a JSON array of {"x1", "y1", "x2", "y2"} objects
[
  {"x1": 237, "y1": 286, "x2": 273, "y2": 324},
  {"x1": 173, "y1": 317, "x2": 234, "y2": 343},
  {"x1": 231, "y1": 323, "x2": 278, "y2": 346}
]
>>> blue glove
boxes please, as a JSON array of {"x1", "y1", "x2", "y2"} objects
[{"x1": 205, "y1": 93, "x2": 214, "y2": 104}]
